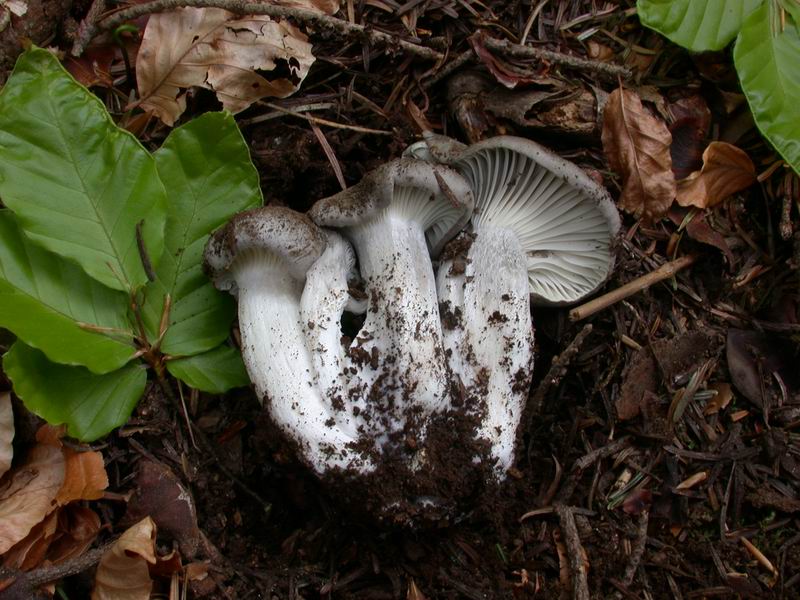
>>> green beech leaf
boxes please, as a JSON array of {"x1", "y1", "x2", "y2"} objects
[
  {"x1": 734, "y1": 2, "x2": 800, "y2": 175},
  {"x1": 0, "y1": 48, "x2": 167, "y2": 292},
  {"x1": 145, "y1": 112, "x2": 262, "y2": 356},
  {"x1": 0, "y1": 211, "x2": 135, "y2": 373},
  {"x1": 638, "y1": 0, "x2": 763, "y2": 51},
  {"x1": 4, "y1": 342, "x2": 146, "y2": 441},
  {"x1": 167, "y1": 345, "x2": 250, "y2": 394}
]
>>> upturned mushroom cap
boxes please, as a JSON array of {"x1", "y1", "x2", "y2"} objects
[
  {"x1": 204, "y1": 206, "x2": 327, "y2": 292},
  {"x1": 453, "y1": 136, "x2": 621, "y2": 305},
  {"x1": 308, "y1": 158, "x2": 474, "y2": 257}
]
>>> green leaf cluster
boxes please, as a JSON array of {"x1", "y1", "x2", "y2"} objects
[
  {"x1": 637, "y1": 0, "x2": 800, "y2": 177},
  {"x1": 0, "y1": 49, "x2": 259, "y2": 440}
]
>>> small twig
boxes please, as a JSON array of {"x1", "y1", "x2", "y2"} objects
[
  {"x1": 529, "y1": 323, "x2": 592, "y2": 416},
  {"x1": 623, "y1": 510, "x2": 649, "y2": 586},
  {"x1": 71, "y1": 0, "x2": 107, "y2": 56},
  {"x1": 481, "y1": 36, "x2": 632, "y2": 80},
  {"x1": 261, "y1": 102, "x2": 393, "y2": 135},
  {"x1": 569, "y1": 255, "x2": 697, "y2": 321},
  {"x1": 309, "y1": 118, "x2": 347, "y2": 190},
  {"x1": 554, "y1": 504, "x2": 590, "y2": 600},
  {"x1": 92, "y1": 0, "x2": 444, "y2": 60},
  {"x1": 556, "y1": 437, "x2": 630, "y2": 503},
  {"x1": 0, "y1": 541, "x2": 115, "y2": 598},
  {"x1": 177, "y1": 379, "x2": 199, "y2": 451},
  {"x1": 422, "y1": 49, "x2": 475, "y2": 89},
  {"x1": 237, "y1": 102, "x2": 334, "y2": 126}
]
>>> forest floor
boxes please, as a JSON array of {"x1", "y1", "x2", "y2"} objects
[{"x1": 1, "y1": 0, "x2": 799, "y2": 598}]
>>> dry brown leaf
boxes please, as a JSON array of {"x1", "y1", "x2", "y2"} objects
[
  {"x1": 56, "y1": 448, "x2": 108, "y2": 505},
  {"x1": 704, "y1": 382, "x2": 733, "y2": 415},
  {"x1": 280, "y1": 0, "x2": 340, "y2": 12},
  {"x1": 92, "y1": 517, "x2": 157, "y2": 600},
  {"x1": 1, "y1": 505, "x2": 101, "y2": 572},
  {"x1": 676, "y1": 141, "x2": 756, "y2": 209},
  {"x1": 0, "y1": 392, "x2": 13, "y2": 478},
  {"x1": 669, "y1": 95, "x2": 711, "y2": 179},
  {"x1": 136, "y1": 7, "x2": 316, "y2": 125},
  {"x1": 185, "y1": 561, "x2": 210, "y2": 581},
  {"x1": 35, "y1": 423, "x2": 66, "y2": 446},
  {"x1": 47, "y1": 505, "x2": 102, "y2": 564},
  {"x1": 2, "y1": 508, "x2": 59, "y2": 571},
  {"x1": 602, "y1": 86, "x2": 676, "y2": 223},
  {"x1": 0, "y1": 444, "x2": 65, "y2": 554},
  {"x1": 407, "y1": 578, "x2": 428, "y2": 600}
]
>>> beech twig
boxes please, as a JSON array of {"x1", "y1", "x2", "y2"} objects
[
  {"x1": 90, "y1": 0, "x2": 444, "y2": 60},
  {"x1": 0, "y1": 541, "x2": 115, "y2": 599},
  {"x1": 569, "y1": 255, "x2": 697, "y2": 321},
  {"x1": 529, "y1": 323, "x2": 592, "y2": 416},
  {"x1": 71, "y1": 0, "x2": 107, "y2": 56},
  {"x1": 481, "y1": 36, "x2": 632, "y2": 80},
  {"x1": 83, "y1": 0, "x2": 634, "y2": 86},
  {"x1": 623, "y1": 510, "x2": 649, "y2": 586},
  {"x1": 555, "y1": 504, "x2": 590, "y2": 600},
  {"x1": 556, "y1": 437, "x2": 631, "y2": 502}
]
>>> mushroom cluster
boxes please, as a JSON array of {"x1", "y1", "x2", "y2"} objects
[{"x1": 204, "y1": 136, "x2": 620, "y2": 521}]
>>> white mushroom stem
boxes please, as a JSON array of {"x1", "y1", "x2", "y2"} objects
[
  {"x1": 233, "y1": 251, "x2": 373, "y2": 474},
  {"x1": 300, "y1": 232, "x2": 366, "y2": 436},
  {"x1": 345, "y1": 188, "x2": 451, "y2": 432},
  {"x1": 437, "y1": 227, "x2": 534, "y2": 475}
]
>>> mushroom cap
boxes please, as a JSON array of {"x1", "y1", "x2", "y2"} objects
[
  {"x1": 453, "y1": 136, "x2": 621, "y2": 305},
  {"x1": 308, "y1": 158, "x2": 474, "y2": 256},
  {"x1": 403, "y1": 132, "x2": 467, "y2": 163},
  {"x1": 204, "y1": 206, "x2": 327, "y2": 292}
]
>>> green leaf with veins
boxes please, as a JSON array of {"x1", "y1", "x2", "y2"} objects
[
  {"x1": 637, "y1": 0, "x2": 763, "y2": 51},
  {"x1": 734, "y1": 1, "x2": 800, "y2": 175},
  {"x1": 0, "y1": 210, "x2": 136, "y2": 374},
  {"x1": 167, "y1": 345, "x2": 250, "y2": 394},
  {"x1": 0, "y1": 48, "x2": 167, "y2": 292},
  {"x1": 144, "y1": 112, "x2": 262, "y2": 356},
  {"x1": 3, "y1": 342, "x2": 146, "y2": 442}
]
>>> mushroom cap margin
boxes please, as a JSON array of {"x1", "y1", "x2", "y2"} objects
[
  {"x1": 203, "y1": 206, "x2": 327, "y2": 293},
  {"x1": 308, "y1": 158, "x2": 475, "y2": 257}
]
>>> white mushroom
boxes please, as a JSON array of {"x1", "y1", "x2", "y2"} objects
[
  {"x1": 431, "y1": 136, "x2": 621, "y2": 475},
  {"x1": 300, "y1": 230, "x2": 368, "y2": 436},
  {"x1": 308, "y1": 159, "x2": 474, "y2": 442},
  {"x1": 203, "y1": 207, "x2": 373, "y2": 474}
]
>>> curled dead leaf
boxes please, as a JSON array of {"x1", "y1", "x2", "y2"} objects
[
  {"x1": 0, "y1": 444, "x2": 65, "y2": 554},
  {"x1": 0, "y1": 392, "x2": 12, "y2": 478},
  {"x1": 602, "y1": 86, "x2": 676, "y2": 223},
  {"x1": 669, "y1": 95, "x2": 711, "y2": 179},
  {"x1": 407, "y1": 578, "x2": 428, "y2": 600},
  {"x1": 469, "y1": 32, "x2": 546, "y2": 89},
  {"x1": 704, "y1": 383, "x2": 733, "y2": 415},
  {"x1": 56, "y1": 448, "x2": 108, "y2": 505},
  {"x1": 2, "y1": 504, "x2": 101, "y2": 571},
  {"x1": 668, "y1": 206, "x2": 735, "y2": 266},
  {"x1": 92, "y1": 517, "x2": 157, "y2": 600},
  {"x1": 2, "y1": 508, "x2": 59, "y2": 571},
  {"x1": 47, "y1": 505, "x2": 102, "y2": 564},
  {"x1": 676, "y1": 142, "x2": 756, "y2": 209},
  {"x1": 136, "y1": 7, "x2": 316, "y2": 126}
]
